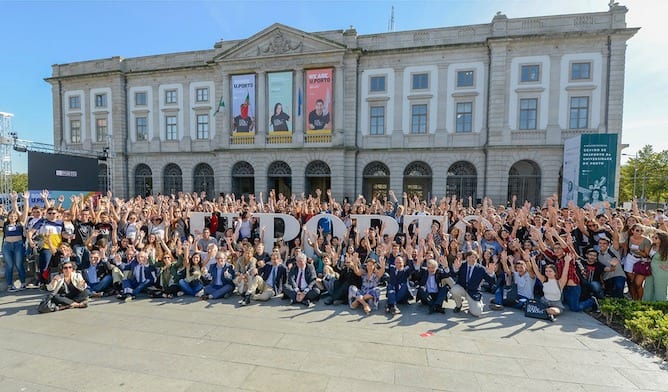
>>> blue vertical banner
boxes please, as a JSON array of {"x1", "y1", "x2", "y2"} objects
[{"x1": 562, "y1": 134, "x2": 618, "y2": 208}]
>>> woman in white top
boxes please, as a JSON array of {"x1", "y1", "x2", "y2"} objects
[{"x1": 531, "y1": 256, "x2": 569, "y2": 321}]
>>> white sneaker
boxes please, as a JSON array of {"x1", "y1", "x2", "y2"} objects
[
  {"x1": 195, "y1": 289, "x2": 205, "y2": 297},
  {"x1": 7, "y1": 286, "x2": 17, "y2": 292}
]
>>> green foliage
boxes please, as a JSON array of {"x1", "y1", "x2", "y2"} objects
[
  {"x1": 600, "y1": 298, "x2": 668, "y2": 352},
  {"x1": 10, "y1": 173, "x2": 27, "y2": 193},
  {"x1": 619, "y1": 145, "x2": 668, "y2": 203}
]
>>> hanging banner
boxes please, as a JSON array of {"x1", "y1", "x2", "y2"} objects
[
  {"x1": 305, "y1": 68, "x2": 332, "y2": 134},
  {"x1": 562, "y1": 134, "x2": 618, "y2": 208},
  {"x1": 231, "y1": 74, "x2": 256, "y2": 133},
  {"x1": 268, "y1": 72, "x2": 293, "y2": 133}
]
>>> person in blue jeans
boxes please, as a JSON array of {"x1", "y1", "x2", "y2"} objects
[
  {"x1": 178, "y1": 252, "x2": 205, "y2": 297},
  {"x1": 3, "y1": 195, "x2": 29, "y2": 291},
  {"x1": 81, "y1": 249, "x2": 114, "y2": 296},
  {"x1": 119, "y1": 251, "x2": 157, "y2": 301},
  {"x1": 201, "y1": 252, "x2": 235, "y2": 300},
  {"x1": 385, "y1": 256, "x2": 414, "y2": 314}
]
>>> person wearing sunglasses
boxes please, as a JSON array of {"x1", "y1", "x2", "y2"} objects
[{"x1": 46, "y1": 260, "x2": 89, "y2": 310}]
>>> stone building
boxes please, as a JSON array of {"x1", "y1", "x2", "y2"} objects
[{"x1": 46, "y1": 5, "x2": 637, "y2": 205}]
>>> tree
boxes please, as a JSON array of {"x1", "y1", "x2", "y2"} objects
[
  {"x1": 10, "y1": 173, "x2": 27, "y2": 193},
  {"x1": 619, "y1": 145, "x2": 668, "y2": 205}
]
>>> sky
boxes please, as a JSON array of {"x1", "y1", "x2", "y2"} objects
[{"x1": 0, "y1": 0, "x2": 665, "y2": 173}]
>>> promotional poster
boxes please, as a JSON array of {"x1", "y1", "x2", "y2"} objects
[
  {"x1": 305, "y1": 68, "x2": 332, "y2": 134},
  {"x1": 231, "y1": 74, "x2": 256, "y2": 133},
  {"x1": 268, "y1": 71, "x2": 293, "y2": 133}
]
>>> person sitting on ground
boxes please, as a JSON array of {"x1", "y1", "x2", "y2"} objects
[
  {"x1": 530, "y1": 256, "x2": 567, "y2": 321},
  {"x1": 284, "y1": 253, "x2": 320, "y2": 306},
  {"x1": 349, "y1": 256, "x2": 386, "y2": 315},
  {"x1": 81, "y1": 249, "x2": 115, "y2": 297},
  {"x1": 255, "y1": 249, "x2": 287, "y2": 301},
  {"x1": 415, "y1": 256, "x2": 450, "y2": 314},
  {"x1": 119, "y1": 250, "x2": 157, "y2": 301},
  {"x1": 178, "y1": 248, "x2": 205, "y2": 297},
  {"x1": 385, "y1": 255, "x2": 415, "y2": 314},
  {"x1": 324, "y1": 249, "x2": 362, "y2": 305},
  {"x1": 201, "y1": 251, "x2": 235, "y2": 300},
  {"x1": 47, "y1": 260, "x2": 89, "y2": 310},
  {"x1": 451, "y1": 250, "x2": 497, "y2": 317},
  {"x1": 492, "y1": 250, "x2": 536, "y2": 310}
]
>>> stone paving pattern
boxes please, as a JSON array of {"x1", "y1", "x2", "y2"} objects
[{"x1": 1, "y1": 291, "x2": 667, "y2": 392}]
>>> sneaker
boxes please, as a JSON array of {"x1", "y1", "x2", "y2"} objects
[
  {"x1": 177, "y1": 291, "x2": 185, "y2": 297},
  {"x1": 434, "y1": 306, "x2": 446, "y2": 314},
  {"x1": 453, "y1": 306, "x2": 462, "y2": 313},
  {"x1": 393, "y1": 306, "x2": 401, "y2": 315},
  {"x1": 7, "y1": 286, "x2": 17, "y2": 293},
  {"x1": 548, "y1": 314, "x2": 556, "y2": 322},
  {"x1": 324, "y1": 298, "x2": 334, "y2": 305},
  {"x1": 25, "y1": 283, "x2": 39, "y2": 289},
  {"x1": 591, "y1": 296, "x2": 600, "y2": 312},
  {"x1": 244, "y1": 295, "x2": 251, "y2": 305},
  {"x1": 124, "y1": 295, "x2": 134, "y2": 302},
  {"x1": 18, "y1": 284, "x2": 26, "y2": 291},
  {"x1": 490, "y1": 303, "x2": 504, "y2": 311},
  {"x1": 195, "y1": 289, "x2": 205, "y2": 298}
]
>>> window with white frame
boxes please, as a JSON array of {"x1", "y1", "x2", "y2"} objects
[
  {"x1": 68, "y1": 95, "x2": 81, "y2": 110},
  {"x1": 165, "y1": 115, "x2": 177, "y2": 140},
  {"x1": 569, "y1": 96, "x2": 589, "y2": 129},
  {"x1": 412, "y1": 73, "x2": 428, "y2": 90},
  {"x1": 136, "y1": 116, "x2": 148, "y2": 141},
  {"x1": 456, "y1": 70, "x2": 474, "y2": 87},
  {"x1": 95, "y1": 93, "x2": 107, "y2": 108},
  {"x1": 95, "y1": 118, "x2": 107, "y2": 142},
  {"x1": 520, "y1": 65, "x2": 540, "y2": 83},
  {"x1": 519, "y1": 98, "x2": 538, "y2": 130},
  {"x1": 196, "y1": 114, "x2": 209, "y2": 139},
  {"x1": 369, "y1": 106, "x2": 385, "y2": 135},
  {"x1": 411, "y1": 104, "x2": 427, "y2": 134},
  {"x1": 455, "y1": 102, "x2": 473, "y2": 132},
  {"x1": 370, "y1": 76, "x2": 386, "y2": 93},
  {"x1": 571, "y1": 62, "x2": 591, "y2": 80},
  {"x1": 165, "y1": 90, "x2": 177, "y2": 104},
  {"x1": 135, "y1": 92, "x2": 147, "y2": 106},
  {"x1": 196, "y1": 88, "x2": 209, "y2": 102},
  {"x1": 70, "y1": 120, "x2": 81, "y2": 143}
]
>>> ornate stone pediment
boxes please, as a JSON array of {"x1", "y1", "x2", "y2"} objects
[{"x1": 214, "y1": 23, "x2": 345, "y2": 62}]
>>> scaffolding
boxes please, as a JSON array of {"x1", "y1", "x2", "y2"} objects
[{"x1": 0, "y1": 112, "x2": 14, "y2": 202}]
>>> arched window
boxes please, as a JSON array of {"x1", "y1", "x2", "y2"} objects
[
  {"x1": 508, "y1": 160, "x2": 541, "y2": 205},
  {"x1": 363, "y1": 161, "x2": 390, "y2": 200},
  {"x1": 231, "y1": 161, "x2": 255, "y2": 197},
  {"x1": 446, "y1": 161, "x2": 477, "y2": 202},
  {"x1": 134, "y1": 164, "x2": 153, "y2": 197},
  {"x1": 305, "y1": 160, "x2": 331, "y2": 198},
  {"x1": 267, "y1": 161, "x2": 292, "y2": 198},
  {"x1": 193, "y1": 163, "x2": 214, "y2": 199},
  {"x1": 403, "y1": 161, "x2": 432, "y2": 200},
  {"x1": 98, "y1": 163, "x2": 108, "y2": 193},
  {"x1": 163, "y1": 163, "x2": 183, "y2": 195}
]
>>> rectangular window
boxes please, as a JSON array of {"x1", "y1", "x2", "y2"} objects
[
  {"x1": 165, "y1": 90, "x2": 177, "y2": 104},
  {"x1": 196, "y1": 88, "x2": 209, "y2": 102},
  {"x1": 95, "y1": 118, "x2": 107, "y2": 142},
  {"x1": 369, "y1": 106, "x2": 385, "y2": 135},
  {"x1": 136, "y1": 117, "x2": 148, "y2": 141},
  {"x1": 456, "y1": 70, "x2": 474, "y2": 87},
  {"x1": 410, "y1": 104, "x2": 427, "y2": 134},
  {"x1": 70, "y1": 120, "x2": 81, "y2": 143},
  {"x1": 95, "y1": 94, "x2": 107, "y2": 108},
  {"x1": 571, "y1": 62, "x2": 591, "y2": 80},
  {"x1": 456, "y1": 102, "x2": 473, "y2": 132},
  {"x1": 196, "y1": 114, "x2": 209, "y2": 139},
  {"x1": 135, "y1": 92, "x2": 147, "y2": 106},
  {"x1": 412, "y1": 73, "x2": 428, "y2": 90},
  {"x1": 166, "y1": 115, "x2": 177, "y2": 140},
  {"x1": 370, "y1": 76, "x2": 386, "y2": 92},
  {"x1": 569, "y1": 97, "x2": 589, "y2": 129},
  {"x1": 68, "y1": 96, "x2": 81, "y2": 110},
  {"x1": 520, "y1": 65, "x2": 540, "y2": 82},
  {"x1": 519, "y1": 98, "x2": 538, "y2": 130}
]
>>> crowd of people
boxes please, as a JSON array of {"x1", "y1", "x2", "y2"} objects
[{"x1": 2, "y1": 188, "x2": 668, "y2": 318}]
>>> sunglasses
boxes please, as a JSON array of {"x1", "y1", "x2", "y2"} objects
[{"x1": 62, "y1": 266, "x2": 73, "y2": 270}]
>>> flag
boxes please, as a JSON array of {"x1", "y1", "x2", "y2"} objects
[
  {"x1": 297, "y1": 88, "x2": 302, "y2": 117},
  {"x1": 214, "y1": 96, "x2": 225, "y2": 116},
  {"x1": 240, "y1": 91, "x2": 250, "y2": 118}
]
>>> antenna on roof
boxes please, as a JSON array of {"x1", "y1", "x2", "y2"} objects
[{"x1": 388, "y1": 6, "x2": 395, "y2": 32}]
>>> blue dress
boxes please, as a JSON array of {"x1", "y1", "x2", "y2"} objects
[{"x1": 348, "y1": 272, "x2": 381, "y2": 309}]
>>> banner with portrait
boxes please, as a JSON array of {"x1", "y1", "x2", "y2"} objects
[
  {"x1": 231, "y1": 74, "x2": 256, "y2": 133},
  {"x1": 561, "y1": 134, "x2": 618, "y2": 208},
  {"x1": 305, "y1": 68, "x2": 332, "y2": 134},
  {"x1": 268, "y1": 72, "x2": 293, "y2": 133}
]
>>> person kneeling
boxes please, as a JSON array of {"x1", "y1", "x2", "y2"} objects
[
  {"x1": 451, "y1": 251, "x2": 496, "y2": 317},
  {"x1": 47, "y1": 260, "x2": 89, "y2": 310}
]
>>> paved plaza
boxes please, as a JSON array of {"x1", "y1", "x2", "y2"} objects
[{"x1": 0, "y1": 290, "x2": 667, "y2": 392}]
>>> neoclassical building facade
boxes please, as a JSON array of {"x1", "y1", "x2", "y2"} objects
[{"x1": 46, "y1": 6, "x2": 637, "y2": 205}]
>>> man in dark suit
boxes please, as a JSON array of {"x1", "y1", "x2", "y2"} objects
[
  {"x1": 119, "y1": 251, "x2": 157, "y2": 301},
  {"x1": 415, "y1": 257, "x2": 450, "y2": 314},
  {"x1": 451, "y1": 250, "x2": 497, "y2": 317},
  {"x1": 284, "y1": 253, "x2": 320, "y2": 306},
  {"x1": 254, "y1": 249, "x2": 287, "y2": 301},
  {"x1": 385, "y1": 255, "x2": 415, "y2": 314}
]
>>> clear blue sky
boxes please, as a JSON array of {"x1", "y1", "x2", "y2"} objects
[{"x1": 1, "y1": 0, "x2": 665, "y2": 173}]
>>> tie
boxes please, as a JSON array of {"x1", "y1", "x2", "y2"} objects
[
  {"x1": 297, "y1": 270, "x2": 303, "y2": 291},
  {"x1": 271, "y1": 267, "x2": 277, "y2": 286},
  {"x1": 467, "y1": 264, "x2": 473, "y2": 284},
  {"x1": 139, "y1": 265, "x2": 145, "y2": 283}
]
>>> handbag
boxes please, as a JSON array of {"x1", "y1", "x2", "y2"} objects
[
  {"x1": 502, "y1": 283, "x2": 518, "y2": 306},
  {"x1": 633, "y1": 260, "x2": 652, "y2": 276},
  {"x1": 524, "y1": 299, "x2": 550, "y2": 320},
  {"x1": 37, "y1": 294, "x2": 57, "y2": 313}
]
